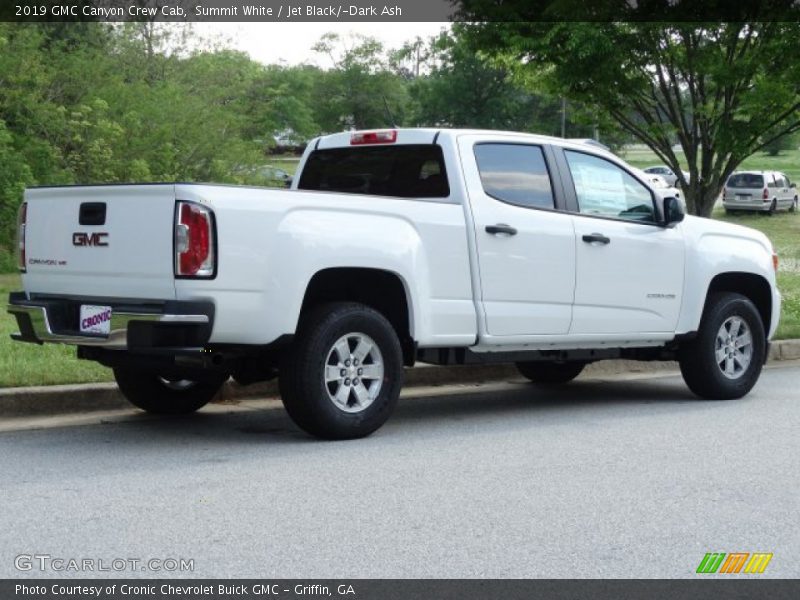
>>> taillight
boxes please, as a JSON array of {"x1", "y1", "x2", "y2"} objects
[
  {"x1": 763, "y1": 188, "x2": 769, "y2": 201},
  {"x1": 175, "y1": 201, "x2": 215, "y2": 278},
  {"x1": 350, "y1": 130, "x2": 397, "y2": 145},
  {"x1": 16, "y1": 202, "x2": 27, "y2": 272},
  {"x1": 773, "y1": 252, "x2": 779, "y2": 272}
]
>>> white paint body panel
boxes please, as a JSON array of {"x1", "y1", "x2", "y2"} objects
[
  {"x1": 571, "y1": 217, "x2": 685, "y2": 334},
  {"x1": 19, "y1": 129, "x2": 780, "y2": 351},
  {"x1": 456, "y1": 134, "x2": 576, "y2": 336},
  {"x1": 22, "y1": 185, "x2": 177, "y2": 300},
  {"x1": 173, "y1": 185, "x2": 476, "y2": 346},
  {"x1": 675, "y1": 216, "x2": 780, "y2": 339}
]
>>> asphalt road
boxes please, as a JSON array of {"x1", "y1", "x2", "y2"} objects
[{"x1": 1, "y1": 365, "x2": 798, "y2": 579}]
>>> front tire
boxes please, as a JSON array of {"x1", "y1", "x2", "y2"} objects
[
  {"x1": 114, "y1": 368, "x2": 227, "y2": 414},
  {"x1": 279, "y1": 302, "x2": 404, "y2": 440},
  {"x1": 516, "y1": 361, "x2": 586, "y2": 384},
  {"x1": 678, "y1": 292, "x2": 766, "y2": 400}
]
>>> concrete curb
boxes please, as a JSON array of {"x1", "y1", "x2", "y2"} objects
[
  {"x1": 0, "y1": 364, "x2": 518, "y2": 419},
  {"x1": 1, "y1": 339, "x2": 799, "y2": 419},
  {"x1": 770, "y1": 338, "x2": 800, "y2": 360}
]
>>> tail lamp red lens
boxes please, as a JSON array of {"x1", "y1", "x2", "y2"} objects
[
  {"x1": 17, "y1": 202, "x2": 27, "y2": 272},
  {"x1": 350, "y1": 130, "x2": 397, "y2": 145},
  {"x1": 763, "y1": 188, "x2": 769, "y2": 201},
  {"x1": 175, "y1": 202, "x2": 215, "y2": 278}
]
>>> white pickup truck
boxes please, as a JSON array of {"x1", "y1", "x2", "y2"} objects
[{"x1": 8, "y1": 128, "x2": 781, "y2": 439}]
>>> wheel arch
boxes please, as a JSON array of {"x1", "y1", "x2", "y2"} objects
[
  {"x1": 704, "y1": 272, "x2": 772, "y2": 339},
  {"x1": 299, "y1": 267, "x2": 416, "y2": 365}
]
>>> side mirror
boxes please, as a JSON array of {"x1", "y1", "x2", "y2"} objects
[
  {"x1": 663, "y1": 196, "x2": 685, "y2": 227},
  {"x1": 791, "y1": 182, "x2": 797, "y2": 189}
]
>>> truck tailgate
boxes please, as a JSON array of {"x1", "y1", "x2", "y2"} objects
[{"x1": 22, "y1": 185, "x2": 177, "y2": 300}]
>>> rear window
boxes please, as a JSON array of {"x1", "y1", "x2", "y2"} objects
[
  {"x1": 298, "y1": 145, "x2": 449, "y2": 199},
  {"x1": 727, "y1": 173, "x2": 764, "y2": 188}
]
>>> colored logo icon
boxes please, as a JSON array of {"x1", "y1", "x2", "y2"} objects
[{"x1": 696, "y1": 552, "x2": 773, "y2": 574}]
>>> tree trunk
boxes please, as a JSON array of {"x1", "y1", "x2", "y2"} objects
[{"x1": 684, "y1": 181, "x2": 722, "y2": 218}]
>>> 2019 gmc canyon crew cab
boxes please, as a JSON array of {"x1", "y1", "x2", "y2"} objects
[{"x1": 8, "y1": 128, "x2": 781, "y2": 439}]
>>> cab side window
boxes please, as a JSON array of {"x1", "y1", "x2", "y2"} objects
[
  {"x1": 473, "y1": 144, "x2": 555, "y2": 209},
  {"x1": 565, "y1": 150, "x2": 656, "y2": 223},
  {"x1": 767, "y1": 174, "x2": 778, "y2": 188}
]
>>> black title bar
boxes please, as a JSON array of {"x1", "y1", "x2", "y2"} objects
[
  {"x1": 4, "y1": 579, "x2": 800, "y2": 600},
  {"x1": 3, "y1": 0, "x2": 800, "y2": 23},
  {"x1": 6, "y1": 1, "x2": 455, "y2": 22}
]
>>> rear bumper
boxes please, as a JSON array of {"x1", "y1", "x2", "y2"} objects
[
  {"x1": 7, "y1": 292, "x2": 214, "y2": 350},
  {"x1": 722, "y1": 199, "x2": 771, "y2": 211}
]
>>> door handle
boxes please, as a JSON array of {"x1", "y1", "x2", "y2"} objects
[
  {"x1": 582, "y1": 233, "x2": 610, "y2": 245},
  {"x1": 485, "y1": 224, "x2": 517, "y2": 236}
]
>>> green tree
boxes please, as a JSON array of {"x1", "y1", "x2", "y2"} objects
[
  {"x1": 405, "y1": 28, "x2": 565, "y2": 133},
  {"x1": 0, "y1": 21, "x2": 272, "y2": 255},
  {"x1": 0, "y1": 120, "x2": 34, "y2": 252},
  {"x1": 98, "y1": 30, "x2": 263, "y2": 181},
  {"x1": 312, "y1": 33, "x2": 409, "y2": 131},
  {"x1": 243, "y1": 65, "x2": 321, "y2": 145},
  {"x1": 763, "y1": 133, "x2": 798, "y2": 157},
  {"x1": 458, "y1": 13, "x2": 800, "y2": 216}
]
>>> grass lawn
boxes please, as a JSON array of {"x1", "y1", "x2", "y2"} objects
[
  {"x1": 1, "y1": 148, "x2": 798, "y2": 388},
  {"x1": 270, "y1": 158, "x2": 300, "y2": 173},
  {"x1": 622, "y1": 145, "x2": 800, "y2": 182}
]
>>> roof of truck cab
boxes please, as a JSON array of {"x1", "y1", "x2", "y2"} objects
[{"x1": 314, "y1": 128, "x2": 616, "y2": 156}]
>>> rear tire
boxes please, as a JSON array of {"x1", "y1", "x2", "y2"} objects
[
  {"x1": 678, "y1": 292, "x2": 765, "y2": 400},
  {"x1": 516, "y1": 361, "x2": 586, "y2": 385},
  {"x1": 114, "y1": 368, "x2": 227, "y2": 415},
  {"x1": 279, "y1": 302, "x2": 403, "y2": 440},
  {"x1": 768, "y1": 199, "x2": 777, "y2": 215}
]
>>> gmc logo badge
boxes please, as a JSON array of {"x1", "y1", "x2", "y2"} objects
[{"x1": 72, "y1": 232, "x2": 109, "y2": 247}]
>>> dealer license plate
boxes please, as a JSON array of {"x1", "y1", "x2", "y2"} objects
[{"x1": 79, "y1": 305, "x2": 112, "y2": 335}]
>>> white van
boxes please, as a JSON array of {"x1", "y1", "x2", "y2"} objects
[{"x1": 723, "y1": 170, "x2": 798, "y2": 214}]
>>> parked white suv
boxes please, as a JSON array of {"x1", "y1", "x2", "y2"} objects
[
  {"x1": 723, "y1": 170, "x2": 798, "y2": 214},
  {"x1": 8, "y1": 129, "x2": 781, "y2": 439}
]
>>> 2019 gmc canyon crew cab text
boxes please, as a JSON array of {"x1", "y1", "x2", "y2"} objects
[{"x1": 8, "y1": 129, "x2": 781, "y2": 439}]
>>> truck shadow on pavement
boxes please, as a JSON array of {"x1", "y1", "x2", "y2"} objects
[
  {"x1": 389, "y1": 377, "x2": 719, "y2": 426},
  {"x1": 3, "y1": 375, "x2": 752, "y2": 448},
  {"x1": 81, "y1": 375, "x2": 743, "y2": 444}
]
